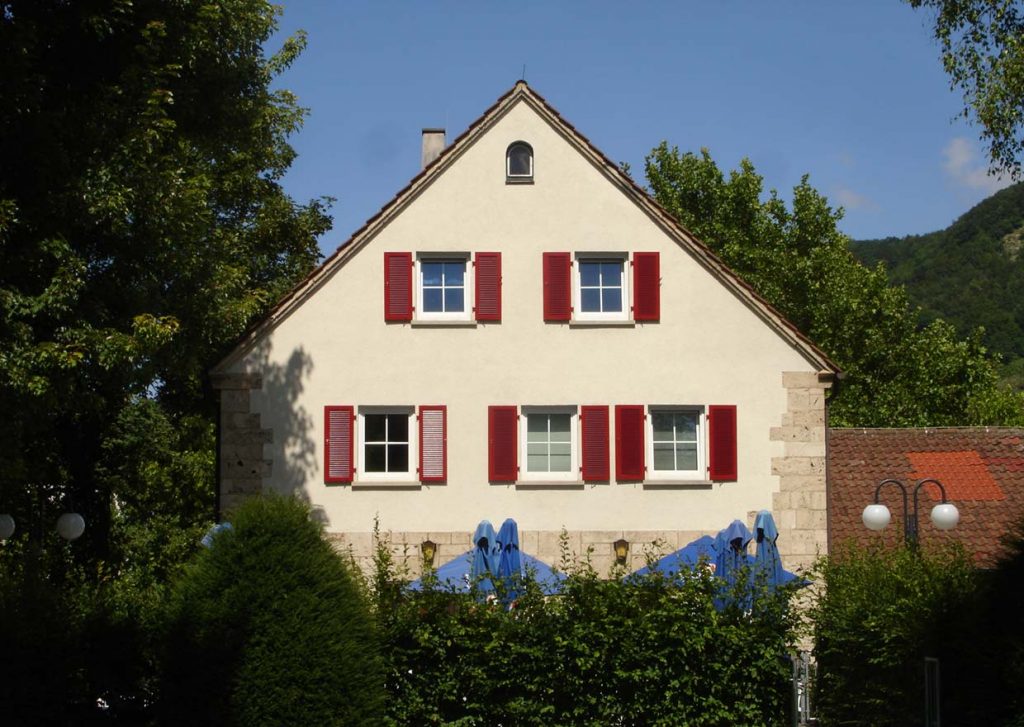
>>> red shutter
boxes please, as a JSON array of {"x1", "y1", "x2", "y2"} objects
[
  {"x1": 488, "y1": 406, "x2": 518, "y2": 482},
  {"x1": 324, "y1": 406, "x2": 354, "y2": 484},
  {"x1": 419, "y1": 405, "x2": 447, "y2": 482},
  {"x1": 543, "y1": 252, "x2": 571, "y2": 321},
  {"x1": 633, "y1": 252, "x2": 660, "y2": 321},
  {"x1": 475, "y1": 252, "x2": 501, "y2": 321},
  {"x1": 708, "y1": 405, "x2": 738, "y2": 481},
  {"x1": 384, "y1": 252, "x2": 413, "y2": 321},
  {"x1": 615, "y1": 405, "x2": 645, "y2": 481},
  {"x1": 581, "y1": 405, "x2": 610, "y2": 481}
]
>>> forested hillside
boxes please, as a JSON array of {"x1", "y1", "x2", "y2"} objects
[{"x1": 853, "y1": 183, "x2": 1024, "y2": 379}]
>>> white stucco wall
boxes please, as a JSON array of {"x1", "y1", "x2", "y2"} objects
[{"x1": 225, "y1": 98, "x2": 823, "y2": 539}]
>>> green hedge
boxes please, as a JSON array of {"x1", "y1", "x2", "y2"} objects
[
  {"x1": 377, "y1": 547, "x2": 798, "y2": 726},
  {"x1": 812, "y1": 536, "x2": 1024, "y2": 727},
  {"x1": 811, "y1": 542, "x2": 980, "y2": 726},
  {"x1": 161, "y1": 496, "x2": 384, "y2": 725}
]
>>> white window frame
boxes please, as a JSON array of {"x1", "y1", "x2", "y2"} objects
[
  {"x1": 646, "y1": 406, "x2": 706, "y2": 481},
  {"x1": 573, "y1": 253, "x2": 630, "y2": 322},
  {"x1": 357, "y1": 406, "x2": 416, "y2": 482},
  {"x1": 416, "y1": 252, "x2": 472, "y2": 321},
  {"x1": 520, "y1": 406, "x2": 578, "y2": 482},
  {"x1": 506, "y1": 141, "x2": 534, "y2": 181}
]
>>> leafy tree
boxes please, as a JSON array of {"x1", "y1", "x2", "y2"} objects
[
  {"x1": 162, "y1": 496, "x2": 384, "y2": 725},
  {"x1": 0, "y1": 1, "x2": 330, "y2": 568},
  {"x1": 907, "y1": 0, "x2": 1024, "y2": 178},
  {"x1": 645, "y1": 145, "x2": 1024, "y2": 426}
]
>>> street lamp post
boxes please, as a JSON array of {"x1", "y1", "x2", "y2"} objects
[{"x1": 862, "y1": 478, "x2": 960, "y2": 546}]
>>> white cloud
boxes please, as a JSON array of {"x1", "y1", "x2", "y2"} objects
[
  {"x1": 833, "y1": 185, "x2": 877, "y2": 211},
  {"x1": 942, "y1": 137, "x2": 1012, "y2": 194}
]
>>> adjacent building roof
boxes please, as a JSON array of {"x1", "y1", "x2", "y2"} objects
[
  {"x1": 829, "y1": 427, "x2": 1024, "y2": 566},
  {"x1": 213, "y1": 81, "x2": 839, "y2": 375}
]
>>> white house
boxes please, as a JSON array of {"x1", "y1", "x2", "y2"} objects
[{"x1": 211, "y1": 82, "x2": 837, "y2": 575}]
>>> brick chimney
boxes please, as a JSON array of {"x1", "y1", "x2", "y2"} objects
[{"x1": 421, "y1": 128, "x2": 445, "y2": 169}]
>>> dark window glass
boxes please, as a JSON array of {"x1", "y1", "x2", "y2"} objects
[
  {"x1": 388, "y1": 444, "x2": 408, "y2": 472},
  {"x1": 507, "y1": 143, "x2": 533, "y2": 177},
  {"x1": 365, "y1": 414, "x2": 387, "y2": 442},
  {"x1": 387, "y1": 414, "x2": 408, "y2": 441},
  {"x1": 365, "y1": 444, "x2": 387, "y2": 472},
  {"x1": 364, "y1": 412, "x2": 410, "y2": 473}
]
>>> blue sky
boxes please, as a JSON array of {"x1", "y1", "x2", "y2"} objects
[{"x1": 271, "y1": 1, "x2": 1012, "y2": 256}]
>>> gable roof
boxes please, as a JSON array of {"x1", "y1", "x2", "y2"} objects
[
  {"x1": 213, "y1": 81, "x2": 840, "y2": 374},
  {"x1": 829, "y1": 427, "x2": 1024, "y2": 566}
]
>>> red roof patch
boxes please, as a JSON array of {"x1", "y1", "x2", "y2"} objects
[{"x1": 906, "y1": 450, "x2": 1005, "y2": 501}]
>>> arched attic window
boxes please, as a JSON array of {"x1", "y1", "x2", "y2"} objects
[{"x1": 506, "y1": 141, "x2": 533, "y2": 183}]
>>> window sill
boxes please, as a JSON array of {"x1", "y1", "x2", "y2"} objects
[
  {"x1": 411, "y1": 320, "x2": 478, "y2": 328},
  {"x1": 642, "y1": 479, "x2": 714, "y2": 489},
  {"x1": 505, "y1": 177, "x2": 534, "y2": 185},
  {"x1": 513, "y1": 480, "x2": 585, "y2": 490},
  {"x1": 568, "y1": 320, "x2": 635, "y2": 328},
  {"x1": 352, "y1": 480, "x2": 423, "y2": 490}
]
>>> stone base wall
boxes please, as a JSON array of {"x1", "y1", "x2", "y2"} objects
[
  {"x1": 331, "y1": 529, "x2": 716, "y2": 580},
  {"x1": 211, "y1": 373, "x2": 271, "y2": 516},
  {"x1": 769, "y1": 371, "x2": 833, "y2": 571}
]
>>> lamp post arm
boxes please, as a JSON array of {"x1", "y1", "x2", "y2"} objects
[
  {"x1": 873, "y1": 478, "x2": 909, "y2": 511},
  {"x1": 913, "y1": 478, "x2": 949, "y2": 503},
  {"x1": 874, "y1": 478, "x2": 913, "y2": 546}
]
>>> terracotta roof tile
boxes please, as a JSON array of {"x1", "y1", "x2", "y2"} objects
[
  {"x1": 906, "y1": 451, "x2": 1005, "y2": 501},
  {"x1": 829, "y1": 428, "x2": 1024, "y2": 567}
]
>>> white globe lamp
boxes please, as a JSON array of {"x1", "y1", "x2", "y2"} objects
[
  {"x1": 56, "y1": 512, "x2": 86, "y2": 541},
  {"x1": 931, "y1": 502, "x2": 960, "y2": 531},
  {"x1": 0, "y1": 514, "x2": 14, "y2": 541},
  {"x1": 862, "y1": 503, "x2": 891, "y2": 531}
]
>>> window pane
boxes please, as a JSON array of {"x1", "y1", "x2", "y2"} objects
[
  {"x1": 422, "y1": 262, "x2": 443, "y2": 286},
  {"x1": 527, "y1": 452, "x2": 548, "y2": 471},
  {"x1": 365, "y1": 444, "x2": 386, "y2": 472},
  {"x1": 445, "y1": 262, "x2": 465, "y2": 286},
  {"x1": 581, "y1": 288, "x2": 601, "y2": 312},
  {"x1": 549, "y1": 441, "x2": 571, "y2": 458},
  {"x1": 388, "y1": 444, "x2": 408, "y2": 472},
  {"x1": 676, "y1": 444, "x2": 698, "y2": 471},
  {"x1": 580, "y1": 262, "x2": 600, "y2": 286},
  {"x1": 677, "y1": 413, "x2": 697, "y2": 438},
  {"x1": 509, "y1": 147, "x2": 531, "y2": 175},
  {"x1": 527, "y1": 415, "x2": 547, "y2": 442},
  {"x1": 653, "y1": 442, "x2": 675, "y2": 471},
  {"x1": 365, "y1": 414, "x2": 386, "y2": 442},
  {"x1": 652, "y1": 413, "x2": 674, "y2": 441},
  {"x1": 549, "y1": 415, "x2": 571, "y2": 439},
  {"x1": 445, "y1": 288, "x2": 464, "y2": 312},
  {"x1": 600, "y1": 262, "x2": 622, "y2": 285},
  {"x1": 423, "y1": 288, "x2": 443, "y2": 312},
  {"x1": 549, "y1": 453, "x2": 571, "y2": 472},
  {"x1": 388, "y1": 414, "x2": 408, "y2": 442},
  {"x1": 602, "y1": 288, "x2": 622, "y2": 312}
]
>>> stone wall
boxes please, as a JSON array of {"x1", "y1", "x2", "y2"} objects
[
  {"x1": 211, "y1": 373, "x2": 271, "y2": 516},
  {"x1": 769, "y1": 371, "x2": 833, "y2": 571}
]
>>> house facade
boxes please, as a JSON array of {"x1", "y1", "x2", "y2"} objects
[{"x1": 211, "y1": 83, "x2": 838, "y2": 575}]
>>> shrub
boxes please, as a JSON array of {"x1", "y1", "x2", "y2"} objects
[
  {"x1": 161, "y1": 495, "x2": 384, "y2": 725},
  {"x1": 810, "y1": 541, "x2": 978, "y2": 726},
  {"x1": 377, "y1": 536, "x2": 798, "y2": 726}
]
